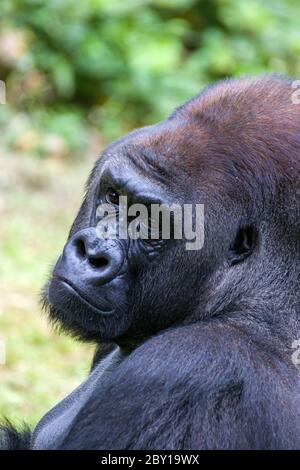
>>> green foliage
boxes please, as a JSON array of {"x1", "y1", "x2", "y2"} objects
[{"x1": 1, "y1": 0, "x2": 300, "y2": 148}]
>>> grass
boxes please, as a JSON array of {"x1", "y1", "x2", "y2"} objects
[{"x1": 0, "y1": 150, "x2": 96, "y2": 426}]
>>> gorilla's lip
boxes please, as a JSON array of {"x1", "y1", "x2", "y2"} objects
[{"x1": 51, "y1": 275, "x2": 114, "y2": 315}]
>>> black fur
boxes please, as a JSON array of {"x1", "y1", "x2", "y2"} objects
[{"x1": 0, "y1": 421, "x2": 31, "y2": 450}]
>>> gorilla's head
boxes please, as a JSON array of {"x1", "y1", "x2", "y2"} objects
[{"x1": 43, "y1": 76, "x2": 300, "y2": 345}]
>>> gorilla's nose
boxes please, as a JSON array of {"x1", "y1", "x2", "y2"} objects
[{"x1": 55, "y1": 228, "x2": 125, "y2": 286}]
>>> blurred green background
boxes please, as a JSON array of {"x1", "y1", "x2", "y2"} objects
[{"x1": 1, "y1": 0, "x2": 300, "y2": 426}]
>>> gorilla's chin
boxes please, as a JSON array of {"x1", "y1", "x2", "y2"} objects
[{"x1": 41, "y1": 277, "x2": 129, "y2": 342}]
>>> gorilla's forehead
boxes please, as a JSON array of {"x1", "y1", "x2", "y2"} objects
[
  {"x1": 91, "y1": 74, "x2": 300, "y2": 205},
  {"x1": 93, "y1": 119, "x2": 203, "y2": 198},
  {"x1": 102, "y1": 120, "x2": 195, "y2": 169}
]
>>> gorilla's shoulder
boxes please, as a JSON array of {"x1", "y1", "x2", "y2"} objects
[
  {"x1": 57, "y1": 321, "x2": 300, "y2": 449},
  {"x1": 121, "y1": 320, "x2": 294, "y2": 391}
]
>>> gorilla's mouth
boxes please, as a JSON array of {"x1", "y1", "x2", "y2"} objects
[
  {"x1": 41, "y1": 276, "x2": 118, "y2": 341},
  {"x1": 41, "y1": 269, "x2": 130, "y2": 342},
  {"x1": 50, "y1": 275, "x2": 114, "y2": 315}
]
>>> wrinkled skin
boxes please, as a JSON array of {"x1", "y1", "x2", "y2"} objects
[{"x1": 2, "y1": 76, "x2": 300, "y2": 449}]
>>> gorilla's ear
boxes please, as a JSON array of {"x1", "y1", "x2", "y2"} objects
[{"x1": 229, "y1": 226, "x2": 257, "y2": 266}]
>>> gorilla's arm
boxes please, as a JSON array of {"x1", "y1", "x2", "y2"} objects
[
  {"x1": 0, "y1": 345, "x2": 119, "y2": 450},
  {"x1": 0, "y1": 422, "x2": 31, "y2": 449},
  {"x1": 50, "y1": 322, "x2": 299, "y2": 450}
]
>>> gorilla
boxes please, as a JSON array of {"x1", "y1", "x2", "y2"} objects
[{"x1": 1, "y1": 76, "x2": 300, "y2": 450}]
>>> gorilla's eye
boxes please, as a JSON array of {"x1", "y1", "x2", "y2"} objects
[{"x1": 105, "y1": 187, "x2": 120, "y2": 206}]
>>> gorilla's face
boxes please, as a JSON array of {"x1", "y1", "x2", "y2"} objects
[{"x1": 43, "y1": 117, "x2": 257, "y2": 344}]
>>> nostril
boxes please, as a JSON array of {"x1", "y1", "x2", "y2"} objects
[
  {"x1": 75, "y1": 239, "x2": 86, "y2": 259},
  {"x1": 88, "y1": 256, "x2": 109, "y2": 269},
  {"x1": 67, "y1": 229, "x2": 124, "y2": 284},
  {"x1": 73, "y1": 235, "x2": 111, "y2": 269}
]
